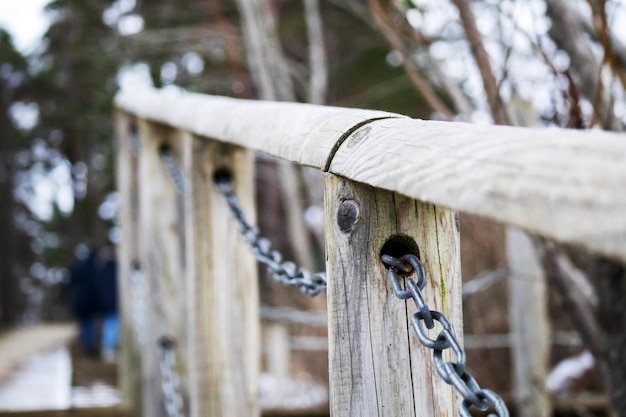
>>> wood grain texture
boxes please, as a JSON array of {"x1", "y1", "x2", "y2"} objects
[
  {"x1": 138, "y1": 121, "x2": 189, "y2": 417},
  {"x1": 324, "y1": 174, "x2": 462, "y2": 416},
  {"x1": 117, "y1": 93, "x2": 626, "y2": 260},
  {"x1": 114, "y1": 111, "x2": 143, "y2": 415},
  {"x1": 328, "y1": 118, "x2": 626, "y2": 261},
  {"x1": 183, "y1": 136, "x2": 260, "y2": 417},
  {"x1": 115, "y1": 88, "x2": 401, "y2": 170}
]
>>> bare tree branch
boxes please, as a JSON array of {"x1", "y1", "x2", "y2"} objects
[
  {"x1": 234, "y1": 0, "x2": 318, "y2": 275},
  {"x1": 367, "y1": 0, "x2": 454, "y2": 119},
  {"x1": 450, "y1": 0, "x2": 509, "y2": 125},
  {"x1": 586, "y1": 0, "x2": 626, "y2": 90},
  {"x1": 304, "y1": 0, "x2": 328, "y2": 105},
  {"x1": 206, "y1": 0, "x2": 253, "y2": 97},
  {"x1": 234, "y1": 0, "x2": 295, "y2": 101},
  {"x1": 545, "y1": 0, "x2": 599, "y2": 101}
]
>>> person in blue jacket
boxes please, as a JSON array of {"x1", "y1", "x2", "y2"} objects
[
  {"x1": 94, "y1": 247, "x2": 119, "y2": 362},
  {"x1": 69, "y1": 247, "x2": 100, "y2": 356},
  {"x1": 68, "y1": 245, "x2": 119, "y2": 361}
]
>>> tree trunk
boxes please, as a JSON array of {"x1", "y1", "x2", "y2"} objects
[
  {"x1": 585, "y1": 256, "x2": 626, "y2": 414},
  {"x1": 0, "y1": 108, "x2": 20, "y2": 327}
]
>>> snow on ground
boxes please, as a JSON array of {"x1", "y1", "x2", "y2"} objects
[{"x1": 0, "y1": 346, "x2": 71, "y2": 410}]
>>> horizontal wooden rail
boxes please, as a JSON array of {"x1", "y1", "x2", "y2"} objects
[
  {"x1": 116, "y1": 88, "x2": 626, "y2": 261},
  {"x1": 115, "y1": 88, "x2": 400, "y2": 170}
]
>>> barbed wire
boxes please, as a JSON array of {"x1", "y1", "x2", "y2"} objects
[{"x1": 381, "y1": 253, "x2": 509, "y2": 417}]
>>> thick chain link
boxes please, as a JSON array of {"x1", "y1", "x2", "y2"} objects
[
  {"x1": 129, "y1": 121, "x2": 141, "y2": 155},
  {"x1": 215, "y1": 174, "x2": 327, "y2": 296},
  {"x1": 159, "y1": 145, "x2": 187, "y2": 194},
  {"x1": 158, "y1": 337, "x2": 186, "y2": 417},
  {"x1": 381, "y1": 254, "x2": 509, "y2": 417},
  {"x1": 157, "y1": 146, "x2": 326, "y2": 296},
  {"x1": 130, "y1": 261, "x2": 148, "y2": 347}
]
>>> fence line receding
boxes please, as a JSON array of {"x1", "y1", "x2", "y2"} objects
[{"x1": 114, "y1": 87, "x2": 626, "y2": 417}]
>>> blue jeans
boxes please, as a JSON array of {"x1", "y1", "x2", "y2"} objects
[
  {"x1": 102, "y1": 313, "x2": 120, "y2": 352},
  {"x1": 79, "y1": 317, "x2": 97, "y2": 354}
]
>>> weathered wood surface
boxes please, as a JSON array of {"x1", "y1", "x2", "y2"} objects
[
  {"x1": 507, "y1": 228, "x2": 551, "y2": 417},
  {"x1": 183, "y1": 136, "x2": 259, "y2": 417},
  {"x1": 115, "y1": 88, "x2": 400, "y2": 170},
  {"x1": 265, "y1": 324, "x2": 290, "y2": 406},
  {"x1": 114, "y1": 111, "x2": 143, "y2": 415},
  {"x1": 116, "y1": 90, "x2": 626, "y2": 261},
  {"x1": 329, "y1": 119, "x2": 626, "y2": 261},
  {"x1": 137, "y1": 121, "x2": 189, "y2": 417},
  {"x1": 324, "y1": 174, "x2": 462, "y2": 416}
]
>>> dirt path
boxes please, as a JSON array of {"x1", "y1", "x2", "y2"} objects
[{"x1": 0, "y1": 323, "x2": 76, "y2": 385}]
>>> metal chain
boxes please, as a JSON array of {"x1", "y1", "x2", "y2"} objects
[
  {"x1": 215, "y1": 173, "x2": 327, "y2": 296},
  {"x1": 381, "y1": 254, "x2": 510, "y2": 417},
  {"x1": 129, "y1": 122, "x2": 141, "y2": 155},
  {"x1": 157, "y1": 145, "x2": 326, "y2": 295},
  {"x1": 159, "y1": 146, "x2": 187, "y2": 194},
  {"x1": 158, "y1": 336, "x2": 186, "y2": 417},
  {"x1": 130, "y1": 261, "x2": 148, "y2": 347}
]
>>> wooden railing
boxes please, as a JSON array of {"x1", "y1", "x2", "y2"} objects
[{"x1": 114, "y1": 88, "x2": 626, "y2": 417}]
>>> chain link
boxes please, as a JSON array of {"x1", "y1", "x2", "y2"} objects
[
  {"x1": 157, "y1": 146, "x2": 325, "y2": 295},
  {"x1": 130, "y1": 261, "x2": 148, "y2": 347},
  {"x1": 215, "y1": 173, "x2": 327, "y2": 296},
  {"x1": 159, "y1": 146, "x2": 187, "y2": 194},
  {"x1": 129, "y1": 122, "x2": 141, "y2": 155},
  {"x1": 158, "y1": 336, "x2": 186, "y2": 417},
  {"x1": 381, "y1": 254, "x2": 509, "y2": 417}
]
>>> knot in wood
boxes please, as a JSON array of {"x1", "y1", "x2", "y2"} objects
[{"x1": 337, "y1": 199, "x2": 360, "y2": 233}]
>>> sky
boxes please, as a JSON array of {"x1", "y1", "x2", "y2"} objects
[{"x1": 0, "y1": 0, "x2": 51, "y2": 54}]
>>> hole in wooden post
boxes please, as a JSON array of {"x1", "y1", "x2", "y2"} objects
[
  {"x1": 129, "y1": 120, "x2": 138, "y2": 136},
  {"x1": 158, "y1": 143, "x2": 171, "y2": 156},
  {"x1": 158, "y1": 335, "x2": 176, "y2": 350},
  {"x1": 213, "y1": 168, "x2": 233, "y2": 185},
  {"x1": 380, "y1": 235, "x2": 420, "y2": 272}
]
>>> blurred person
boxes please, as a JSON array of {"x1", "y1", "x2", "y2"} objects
[
  {"x1": 68, "y1": 246, "x2": 99, "y2": 356},
  {"x1": 94, "y1": 246, "x2": 119, "y2": 363},
  {"x1": 68, "y1": 245, "x2": 119, "y2": 361}
]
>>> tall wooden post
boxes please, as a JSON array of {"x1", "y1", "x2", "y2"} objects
[
  {"x1": 507, "y1": 228, "x2": 551, "y2": 417},
  {"x1": 137, "y1": 121, "x2": 189, "y2": 417},
  {"x1": 183, "y1": 136, "x2": 260, "y2": 417},
  {"x1": 115, "y1": 111, "x2": 143, "y2": 415},
  {"x1": 324, "y1": 174, "x2": 462, "y2": 416}
]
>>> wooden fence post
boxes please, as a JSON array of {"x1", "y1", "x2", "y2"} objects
[
  {"x1": 137, "y1": 121, "x2": 189, "y2": 417},
  {"x1": 115, "y1": 111, "x2": 143, "y2": 415},
  {"x1": 507, "y1": 228, "x2": 551, "y2": 417},
  {"x1": 324, "y1": 174, "x2": 462, "y2": 416},
  {"x1": 182, "y1": 136, "x2": 260, "y2": 417},
  {"x1": 266, "y1": 323, "x2": 291, "y2": 406}
]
